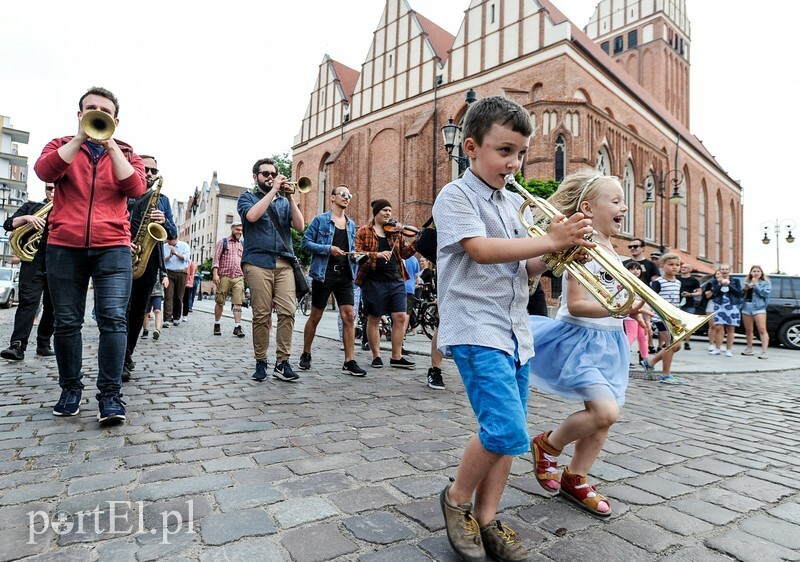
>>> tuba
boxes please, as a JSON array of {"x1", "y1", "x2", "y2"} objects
[
  {"x1": 9, "y1": 201, "x2": 53, "y2": 262},
  {"x1": 131, "y1": 176, "x2": 168, "y2": 279},
  {"x1": 504, "y1": 174, "x2": 710, "y2": 348}
]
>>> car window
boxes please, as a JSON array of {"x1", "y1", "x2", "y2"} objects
[
  {"x1": 0, "y1": 269, "x2": 11, "y2": 281},
  {"x1": 787, "y1": 277, "x2": 799, "y2": 300}
]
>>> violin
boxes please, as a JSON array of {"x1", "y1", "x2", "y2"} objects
[{"x1": 385, "y1": 219, "x2": 419, "y2": 237}]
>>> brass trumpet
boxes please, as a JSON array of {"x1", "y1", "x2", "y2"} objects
[
  {"x1": 270, "y1": 176, "x2": 312, "y2": 194},
  {"x1": 80, "y1": 110, "x2": 115, "y2": 141},
  {"x1": 504, "y1": 174, "x2": 710, "y2": 348}
]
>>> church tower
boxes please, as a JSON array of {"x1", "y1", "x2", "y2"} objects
[{"x1": 585, "y1": 0, "x2": 691, "y2": 127}]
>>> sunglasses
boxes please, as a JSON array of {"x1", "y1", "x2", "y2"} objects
[
  {"x1": 258, "y1": 170, "x2": 279, "y2": 178},
  {"x1": 336, "y1": 192, "x2": 352, "y2": 200},
  {"x1": 627, "y1": 245, "x2": 641, "y2": 249},
  {"x1": 144, "y1": 167, "x2": 159, "y2": 175},
  {"x1": 45, "y1": 186, "x2": 55, "y2": 191}
]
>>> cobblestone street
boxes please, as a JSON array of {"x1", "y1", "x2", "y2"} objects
[{"x1": 1, "y1": 301, "x2": 799, "y2": 561}]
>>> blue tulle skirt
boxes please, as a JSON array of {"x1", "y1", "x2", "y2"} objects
[{"x1": 530, "y1": 316, "x2": 629, "y2": 406}]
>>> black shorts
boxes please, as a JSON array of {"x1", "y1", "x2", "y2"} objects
[
  {"x1": 361, "y1": 278, "x2": 406, "y2": 317},
  {"x1": 311, "y1": 276, "x2": 354, "y2": 309}
]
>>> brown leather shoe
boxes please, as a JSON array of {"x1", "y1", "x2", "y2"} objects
[
  {"x1": 439, "y1": 483, "x2": 487, "y2": 562},
  {"x1": 213, "y1": 324, "x2": 221, "y2": 336}
]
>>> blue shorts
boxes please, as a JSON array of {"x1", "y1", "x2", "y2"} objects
[
  {"x1": 741, "y1": 302, "x2": 766, "y2": 316},
  {"x1": 450, "y1": 344, "x2": 530, "y2": 456},
  {"x1": 147, "y1": 296, "x2": 163, "y2": 313}
]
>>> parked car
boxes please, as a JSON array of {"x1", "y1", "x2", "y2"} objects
[
  {"x1": 700, "y1": 273, "x2": 800, "y2": 350},
  {"x1": 0, "y1": 267, "x2": 19, "y2": 309}
]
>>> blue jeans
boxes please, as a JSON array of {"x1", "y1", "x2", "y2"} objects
[{"x1": 46, "y1": 245, "x2": 132, "y2": 396}]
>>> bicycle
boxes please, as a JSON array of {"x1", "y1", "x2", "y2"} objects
[{"x1": 298, "y1": 290, "x2": 312, "y2": 316}]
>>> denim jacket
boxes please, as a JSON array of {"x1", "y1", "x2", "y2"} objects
[
  {"x1": 302, "y1": 211, "x2": 357, "y2": 282},
  {"x1": 237, "y1": 191, "x2": 294, "y2": 269},
  {"x1": 711, "y1": 277, "x2": 743, "y2": 306},
  {"x1": 744, "y1": 279, "x2": 771, "y2": 310}
]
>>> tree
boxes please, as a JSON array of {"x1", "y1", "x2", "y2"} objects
[
  {"x1": 272, "y1": 152, "x2": 292, "y2": 178},
  {"x1": 513, "y1": 172, "x2": 560, "y2": 199}
]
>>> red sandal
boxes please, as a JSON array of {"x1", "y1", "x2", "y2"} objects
[
  {"x1": 531, "y1": 431, "x2": 561, "y2": 491},
  {"x1": 559, "y1": 467, "x2": 612, "y2": 517}
]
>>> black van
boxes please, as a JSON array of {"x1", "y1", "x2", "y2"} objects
[{"x1": 700, "y1": 273, "x2": 800, "y2": 350}]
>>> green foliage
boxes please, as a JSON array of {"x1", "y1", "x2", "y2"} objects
[
  {"x1": 272, "y1": 152, "x2": 293, "y2": 178},
  {"x1": 514, "y1": 171, "x2": 560, "y2": 199},
  {"x1": 292, "y1": 227, "x2": 310, "y2": 268},
  {"x1": 200, "y1": 258, "x2": 213, "y2": 278}
]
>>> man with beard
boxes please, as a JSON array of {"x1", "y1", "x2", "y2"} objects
[
  {"x1": 123, "y1": 155, "x2": 176, "y2": 381},
  {"x1": 237, "y1": 158, "x2": 304, "y2": 383},
  {"x1": 299, "y1": 185, "x2": 366, "y2": 376},
  {"x1": 212, "y1": 221, "x2": 245, "y2": 337}
]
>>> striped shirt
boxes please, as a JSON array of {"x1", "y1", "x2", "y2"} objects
[{"x1": 651, "y1": 276, "x2": 682, "y2": 321}]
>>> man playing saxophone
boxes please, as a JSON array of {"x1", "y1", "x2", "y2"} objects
[
  {"x1": 1, "y1": 183, "x2": 56, "y2": 361},
  {"x1": 123, "y1": 155, "x2": 176, "y2": 381}
]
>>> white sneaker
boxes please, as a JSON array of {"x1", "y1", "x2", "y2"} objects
[
  {"x1": 708, "y1": 343, "x2": 715, "y2": 351},
  {"x1": 724, "y1": 349, "x2": 733, "y2": 357},
  {"x1": 709, "y1": 348, "x2": 721, "y2": 355}
]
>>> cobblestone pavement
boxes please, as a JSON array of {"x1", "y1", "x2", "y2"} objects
[{"x1": 1, "y1": 302, "x2": 799, "y2": 561}]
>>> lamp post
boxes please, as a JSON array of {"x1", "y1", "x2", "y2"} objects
[
  {"x1": 441, "y1": 88, "x2": 478, "y2": 176},
  {"x1": 761, "y1": 219, "x2": 796, "y2": 274},
  {"x1": 642, "y1": 169, "x2": 684, "y2": 254}
]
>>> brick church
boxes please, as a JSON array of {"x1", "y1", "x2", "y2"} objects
[{"x1": 291, "y1": 0, "x2": 741, "y2": 272}]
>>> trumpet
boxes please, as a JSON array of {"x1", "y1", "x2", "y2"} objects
[
  {"x1": 504, "y1": 174, "x2": 710, "y2": 348},
  {"x1": 269, "y1": 176, "x2": 312, "y2": 194},
  {"x1": 80, "y1": 110, "x2": 115, "y2": 141}
]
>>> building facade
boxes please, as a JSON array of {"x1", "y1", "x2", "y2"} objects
[
  {"x1": 291, "y1": 0, "x2": 742, "y2": 272},
  {"x1": 0, "y1": 115, "x2": 30, "y2": 266}
]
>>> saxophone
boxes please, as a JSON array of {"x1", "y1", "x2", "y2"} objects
[
  {"x1": 131, "y1": 176, "x2": 168, "y2": 279},
  {"x1": 9, "y1": 201, "x2": 53, "y2": 262}
]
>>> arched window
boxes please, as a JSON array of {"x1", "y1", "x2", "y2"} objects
[
  {"x1": 678, "y1": 174, "x2": 688, "y2": 250},
  {"x1": 698, "y1": 182, "x2": 707, "y2": 258},
  {"x1": 596, "y1": 147, "x2": 611, "y2": 174},
  {"x1": 622, "y1": 162, "x2": 634, "y2": 235},
  {"x1": 555, "y1": 136, "x2": 566, "y2": 182},
  {"x1": 728, "y1": 203, "x2": 736, "y2": 266},
  {"x1": 644, "y1": 173, "x2": 655, "y2": 242},
  {"x1": 714, "y1": 195, "x2": 722, "y2": 263}
]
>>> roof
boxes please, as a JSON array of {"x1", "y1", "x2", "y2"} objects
[
  {"x1": 218, "y1": 183, "x2": 247, "y2": 199},
  {"x1": 330, "y1": 59, "x2": 360, "y2": 102},
  {"x1": 415, "y1": 11, "x2": 455, "y2": 64}
]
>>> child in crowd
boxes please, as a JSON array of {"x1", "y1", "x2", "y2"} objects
[
  {"x1": 741, "y1": 265, "x2": 771, "y2": 359},
  {"x1": 433, "y1": 96, "x2": 594, "y2": 561},
  {"x1": 529, "y1": 169, "x2": 643, "y2": 517},
  {"x1": 623, "y1": 262, "x2": 656, "y2": 378},
  {"x1": 647, "y1": 254, "x2": 684, "y2": 384}
]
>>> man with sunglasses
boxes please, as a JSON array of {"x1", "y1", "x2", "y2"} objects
[
  {"x1": 1, "y1": 183, "x2": 56, "y2": 361},
  {"x1": 299, "y1": 185, "x2": 366, "y2": 376},
  {"x1": 623, "y1": 238, "x2": 660, "y2": 284},
  {"x1": 237, "y1": 158, "x2": 305, "y2": 383},
  {"x1": 122, "y1": 155, "x2": 177, "y2": 381}
]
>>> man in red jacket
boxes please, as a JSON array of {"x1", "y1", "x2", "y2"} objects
[{"x1": 34, "y1": 86, "x2": 146, "y2": 424}]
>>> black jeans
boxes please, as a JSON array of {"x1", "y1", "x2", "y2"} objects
[
  {"x1": 8, "y1": 258, "x2": 54, "y2": 349},
  {"x1": 164, "y1": 270, "x2": 187, "y2": 322},
  {"x1": 126, "y1": 254, "x2": 159, "y2": 358}
]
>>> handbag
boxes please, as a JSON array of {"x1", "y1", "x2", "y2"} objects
[
  {"x1": 415, "y1": 216, "x2": 437, "y2": 264},
  {"x1": 266, "y1": 207, "x2": 310, "y2": 299}
]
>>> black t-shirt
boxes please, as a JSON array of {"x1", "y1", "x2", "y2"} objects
[
  {"x1": 371, "y1": 236, "x2": 402, "y2": 282},
  {"x1": 623, "y1": 258, "x2": 660, "y2": 284},
  {"x1": 679, "y1": 275, "x2": 701, "y2": 308},
  {"x1": 326, "y1": 226, "x2": 350, "y2": 275}
]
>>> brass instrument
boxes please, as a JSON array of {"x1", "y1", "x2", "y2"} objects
[
  {"x1": 131, "y1": 176, "x2": 168, "y2": 279},
  {"x1": 9, "y1": 201, "x2": 53, "y2": 262},
  {"x1": 270, "y1": 176, "x2": 312, "y2": 194},
  {"x1": 80, "y1": 110, "x2": 115, "y2": 141},
  {"x1": 504, "y1": 174, "x2": 710, "y2": 348}
]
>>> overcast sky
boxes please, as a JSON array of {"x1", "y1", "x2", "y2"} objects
[{"x1": 2, "y1": 1, "x2": 798, "y2": 273}]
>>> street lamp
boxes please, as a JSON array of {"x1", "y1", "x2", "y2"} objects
[
  {"x1": 643, "y1": 169, "x2": 684, "y2": 254},
  {"x1": 761, "y1": 219, "x2": 796, "y2": 274},
  {"x1": 441, "y1": 89, "x2": 477, "y2": 175}
]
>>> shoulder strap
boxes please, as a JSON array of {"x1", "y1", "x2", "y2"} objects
[
  {"x1": 266, "y1": 205, "x2": 293, "y2": 254},
  {"x1": 422, "y1": 216, "x2": 434, "y2": 228}
]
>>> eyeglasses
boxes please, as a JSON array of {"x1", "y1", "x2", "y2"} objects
[
  {"x1": 627, "y1": 245, "x2": 641, "y2": 249},
  {"x1": 258, "y1": 170, "x2": 278, "y2": 178},
  {"x1": 45, "y1": 186, "x2": 55, "y2": 191},
  {"x1": 336, "y1": 192, "x2": 352, "y2": 200},
  {"x1": 144, "y1": 167, "x2": 159, "y2": 175}
]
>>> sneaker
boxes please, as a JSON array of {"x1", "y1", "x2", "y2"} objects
[
  {"x1": 709, "y1": 348, "x2": 721, "y2": 355},
  {"x1": 124, "y1": 357, "x2": 135, "y2": 372},
  {"x1": 342, "y1": 360, "x2": 367, "y2": 377},
  {"x1": 758, "y1": 353, "x2": 769, "y2": 360},
  {"x1": 299, "y1": 352, "x2": 312, "y2": 370},
  {"x1": 427, "y1": 366, "x2": 445, "y2": 390},
  {"x1": 273, "y1": 360, "x2": 300, "y2": 382},
  {"x1": 53, "y1": 389, "x2": 82, "y2": 416},
  {"x1": 213, "y1": 324, "x2": 221, "y2": 336},
  {"x1": 162, "y1": 322, "x2": 170, "y2": 329},
  {"x1": 233, "y1": 326, "x2": 245, "y2": 339},
  {"x1": 182, "y1": 317, "x2": 187, "y2": 323},
  {"x1": 401, "y1": 347, "x2": 410, "y2": 356},
  {"x1": 741, "y1": 349, "x2": 754, "y2": 356},
  {"x1": 389, "y1": 357, "x2": 416, "y2": 369},
  {"x1": 480, "y1": 520, "x2": 531, "y2": 562},
  {"x1": 121, "y1": 366, "x2": 131, "y2": 382},
  {"x1": 97, "y1": 394, "x2": 126, "y2": 424},
  {"x1": 371, "y1": 357, "x2": 384, "y2": 369},
  {"x1": 659, "y1": 374, "x2": 684, "y2": 385},
  {"x1": 708, "y1": 343, "x2": 715, "y2": 351},
  {"x1": 0, "y1": 341, "x2": 24, "y2": 361},
  {"x1": 36, "y1": 344, "x2": 55, "y2": 357},
  {"x1": 361, "y1": 341, "x2": 370, "y2": 351},
  {"x1": 172, "y1": 320, "x2": 180, "y2": 327},
  {"x1": 152, "y1": 330, "x2": 160, "y2": 341},
  {"x1": 141, "y1": 330, "x2": 149, "y2": 339},
  {"x1": 439, "y1": 483, "x2": 486, "y2": 562},
  {"x1": 724, "y1": 349, "x2": 733, "y2": 357},
  {"x1": 683, "y1": 342, "x2": 691, "y2": 350},
  {"x1": 251, "y1": 360, "x2": 268, "y2": 382},
  {"x1": 648, "y1": 346, "x2": 657, "y2": 354},
  {"x1": 639, "y1": 358, "x2": 655, "y2": 377}
]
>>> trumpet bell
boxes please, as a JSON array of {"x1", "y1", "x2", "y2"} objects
[
  {"x1": 80, "y1": 110, "x2": 115, "y2": 141},
  {"x1": 282, "y1": 176, "x2": 312, "y2": 194}
]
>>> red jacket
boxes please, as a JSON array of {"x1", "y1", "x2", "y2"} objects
[{"x1": 34, "y1": 137, "x2": 146, "y2": 248}]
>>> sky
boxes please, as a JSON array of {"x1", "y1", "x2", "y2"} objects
[{"x1": 2, "y1": 0, "x2": 798, "y2": 273}]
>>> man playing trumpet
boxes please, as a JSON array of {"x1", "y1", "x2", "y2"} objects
[{"x1": 34, "y1": 86, "x2": 146, "y2": 424}]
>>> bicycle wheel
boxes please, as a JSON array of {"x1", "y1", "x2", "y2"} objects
[
  {"x1": 420, "y1": 302, "x2": 438, "y2": 340},
  {"x1": 300, "y1": 294, "x2": 311, "y2": 316}
]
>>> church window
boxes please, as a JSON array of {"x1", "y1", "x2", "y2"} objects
[
  {"x1": 614, "y1": 36, "x2": 623, "y2": 54},
  {"x1": 490, "y1": 3, "x2": 496, "y2": 23},
  {"x1": 601, "y1": 41, "x2": 610, "y2": 54},
  {"x1": 555, "y1": 136, "x2": 566, "y2": 182},
  {"x1": 628, "y1": 30, "x2": 638, "y2": 49},
  {"x1": 698, "y1": 183, "x2": 707, "y2": 257},
  {"x1": 595, "y1": 147, "x2": 611, "y2": 175},
  {"x1": 622, "y1": 163, "x2": 634, "y2": 234},
  {"x1": 644, "y1": 174, "x2": 656, "y2": 242}
]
